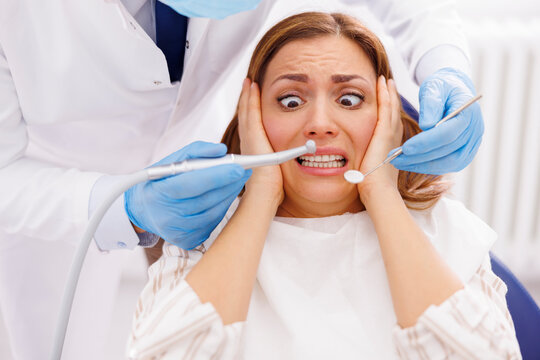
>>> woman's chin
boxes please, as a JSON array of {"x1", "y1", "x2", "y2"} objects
[{"x1": 282, "y1": 184, "x2": 361, "y2": 217}]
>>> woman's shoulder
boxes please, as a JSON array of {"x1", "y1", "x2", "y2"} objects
[
  {"x1": 411, "y1": 196, "x2": 495, "y2": 236},
  {"x1": 410, "y1": 196, "x2": 497, "y2": 283}
]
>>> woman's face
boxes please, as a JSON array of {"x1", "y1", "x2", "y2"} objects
[{"x1": 260, "y1": 35, "x2": 379, "y2": 217}]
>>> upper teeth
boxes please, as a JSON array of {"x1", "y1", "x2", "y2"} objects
[
  {"x1": 298, "y1": 155, "x2": 346, "y2": 168},
  {"x1": 299, "y1": 155, "x2": 344, "y2": 162}
]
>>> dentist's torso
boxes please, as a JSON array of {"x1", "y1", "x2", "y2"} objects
[
  {"x1": 0, "y1": 1, "x2": 360, "y2": 359},
  {"x1": 0, "y1": 0, "x2": 426, "y2": 358}
]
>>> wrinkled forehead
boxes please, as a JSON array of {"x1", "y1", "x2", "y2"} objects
[{"x1": 262, "y1": 35, "x2": 377, "y2": 87}]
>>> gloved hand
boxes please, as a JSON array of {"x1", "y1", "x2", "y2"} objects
[
  {"x1": 391, "y1": 68, "x2": 484, "y2": 175},
  {"x1": 124, "y1": 141, "x2": 251, "y2": 249}
]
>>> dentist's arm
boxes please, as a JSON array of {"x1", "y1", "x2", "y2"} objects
[
  {"x1": 0, "y1": 36, "x2": 248, "y2": 254},
  {"x1": 349, "y1": 0, "x2": 484, "y2": 174},
  {"x1": 354, "y1": 0, "x2": 471, "y2": 82},
  {"x1": 0, "y1": 40, "x2": 105, "y2": 245},
  {"x1": 123, "y1": 142, "x2": 251, "y2": 250}
]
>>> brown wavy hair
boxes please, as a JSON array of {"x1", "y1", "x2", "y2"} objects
[{"x1": 222, "y1": 12, "x2": 449, "y2": 210}]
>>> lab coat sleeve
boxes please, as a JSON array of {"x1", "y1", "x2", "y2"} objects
[
  {"x1": 353, "y1": 0, "x2": 471, "y2": 84},
  {"x1": 89, "y1": 174, "x2": 146, "y2": 250},
  {"x1": 0, "y1": 40, "x2": 102, "y2": 245},
  {"x1": 126, "y1": 246, "x2": 244, "y2": 360},
  {"x1": 414, "y1": 44, "x2": 471, "y2": 85},
  {"x1": 392, "y1": 255, "x2": 521, "y2": 359}
]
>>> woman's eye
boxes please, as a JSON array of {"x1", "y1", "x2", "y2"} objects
[
  {"x1": 338, "y1": 94, "x2": 363, "y2": 107},
  {"x1": 279, "y1": 95, "x2": 304, "y2": 108}
]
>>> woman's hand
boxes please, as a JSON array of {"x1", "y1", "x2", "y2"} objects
[
  {"x1": 357, "y1": 76, "x2": 403, "y2": 204},
  {"x1": 238, "y1": 78, "x2": 284, "y2": 203},
  {"x1": 184, "y1": 79, "x2": 285, "y2": 325},
  {"x1": 357, "y1": 77, "x2": 465, "y2": 329}
]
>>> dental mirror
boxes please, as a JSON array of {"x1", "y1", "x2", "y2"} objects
[{"x1": 344, "y1": 94, "x2": 482, "y2": 184}]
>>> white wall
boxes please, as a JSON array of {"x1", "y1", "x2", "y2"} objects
[
  {"x1": 456, "y1": 0, "x2": 540, "y2": 19},
  {"x1": 453, "y1": 0, "x2": 540, "y2": 299}
]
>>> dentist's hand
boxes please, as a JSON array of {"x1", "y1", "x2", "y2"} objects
[
  {"x1": 124, "y1": 142, "x2": 251, "y2": 249},
  {"x1": 391, "y1": 68, "x2": 483, "y2": 174}
]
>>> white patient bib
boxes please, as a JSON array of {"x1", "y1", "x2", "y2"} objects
[{"x1": 238, "y1": 197, "x2": 496, "y2": 360}]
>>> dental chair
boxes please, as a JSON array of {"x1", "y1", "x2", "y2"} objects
[
  {"x1": 490, "y1": 253, "x2": 540, "y2": 360},
  {"x1": 401, "y1": 95, "x2": 540, "y2": 359}
]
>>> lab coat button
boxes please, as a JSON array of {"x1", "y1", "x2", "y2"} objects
[
  {"x1": 185, "y1": 40, "x2": 190, "y2": 49},
  {"x1": 153, "y1": 80, "x2": 162, "y2": 85},
  {"x1": 117, "y1": 241, "x2": 127, "y2": 248}
]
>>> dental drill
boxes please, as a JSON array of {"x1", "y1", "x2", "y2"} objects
[
  {"x1": 50, "y1": 140, "x2": 316, "y2": 360},
  {"x1": 147, "y1": 140, "x2": 316, "y2": 179}
]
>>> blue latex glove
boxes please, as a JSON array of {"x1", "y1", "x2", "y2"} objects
[
  {"x1": 158, "y1": 0, "x2": 261, "y2": 19},
  {"x1": 391, "y1": 68, "x2": 484, "y2": 175},
  {"x1": 125, "y1": 141, "x2": 251, "y2": 249}
]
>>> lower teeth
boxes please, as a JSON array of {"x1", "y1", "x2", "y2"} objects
[{"x1": 301, "y1": 161, "x2": 344, "y2": 168}]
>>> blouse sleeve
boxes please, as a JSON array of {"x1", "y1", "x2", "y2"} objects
[
  {"x1": 126, "y1": 245, "x2": 244, "y2": 360},
  {"x1": 392, "y1": 255, "x2": 522, "y2": 359}
]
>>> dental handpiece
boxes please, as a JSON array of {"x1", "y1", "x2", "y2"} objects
[
  {"x1": 50, "y1": 140, "x2": 317, "y2": 360},
  {"x1": 147, "y1": 140, "x2": 317, "y2": 180}
]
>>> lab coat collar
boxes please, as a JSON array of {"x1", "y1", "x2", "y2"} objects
[{"x1": 119, "y1": 0, "x2": 149, "y2": 16}]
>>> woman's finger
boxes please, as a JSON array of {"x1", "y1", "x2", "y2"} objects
[
  {"x1": 247, "y1": 82, "x2": 275, "y2": 155},
  {"x1": 238, "y1": 78, "x2": 251, "y2": 129},
  {"x1": 247, "y1": 82, "x2": 263, "y2": 133},
  {"x1": 386, "y1": 79, "x2": 404, "y2": 148},
  {"x1": 238, "y1": 78, "x2": 251, "y2": 150},
  {"x1": 387, "y1": 79, "x2": 400, "y2": 122},
  {"x1": 377, "y1": 75, "x2": 390, "y2": 127},
  {"x1": 387, "y1": 79, "x2": 403, "y2": 137}
]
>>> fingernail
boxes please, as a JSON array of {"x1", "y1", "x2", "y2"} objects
[{"x1": 243, "y1": 78, "x2": 250, "y2": 87}]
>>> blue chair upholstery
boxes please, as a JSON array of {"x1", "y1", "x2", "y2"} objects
[
  {"x1": 400, "y1": 95, "x2": 419, "y2": 123},
  {"x1": 490, "y1": 253, "x2": 540, "y2": 359},
  {"x1": 399, "y1": 95, "x2": 540, "y2": 359}
]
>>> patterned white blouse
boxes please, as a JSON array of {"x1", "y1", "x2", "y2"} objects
[{"x1": 126, "y1": 197, "x2": 521, "y2": 359}]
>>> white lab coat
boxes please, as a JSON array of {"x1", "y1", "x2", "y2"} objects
[{"x1": 0, "y1": 0, "x2": 469, "y2": 359}]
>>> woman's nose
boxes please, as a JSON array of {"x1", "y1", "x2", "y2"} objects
[{"x1": 303, "y1": 102, "x2": 339, "y2": 139}]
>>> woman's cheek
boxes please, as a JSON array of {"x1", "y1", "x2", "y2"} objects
[
  {"x1": 262, "y1": 115, "x2": 288, "y2": 151},
  {"x1": 352, "y1": 116, "x2": 377, "y2": 168}
]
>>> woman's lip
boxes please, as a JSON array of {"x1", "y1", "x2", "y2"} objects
[
  {"x1": 295, "y1": 145, "x2": 350, "y2": 175},
  {"x1": 295, "y1": 160, "x2": 349, "y2": 176},
  {"x1": 303, "y1": 146, "x2": 348, "y2": 158},
  {"x1": 295, "y1": 145, "x2": 350, "y2": 176}
]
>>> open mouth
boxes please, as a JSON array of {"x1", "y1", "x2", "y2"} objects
[{"x1": 296, "y1": 155, "x2": 347, "y2": 168}]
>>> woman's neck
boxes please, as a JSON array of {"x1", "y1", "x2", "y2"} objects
[{"x1": 276, "y1": 195, "x2": 365, "y2": 218}]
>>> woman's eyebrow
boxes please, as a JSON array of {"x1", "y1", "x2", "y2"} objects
[
  {"x1": 270, "y1": 73, "x2": 370, "y2": 85},
  {"x1": 331, "y1": 74, "x2": 368, "y2": 83},
  {"x1": 271, "y1": 73, "x2": 308, "y2": 85}
]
